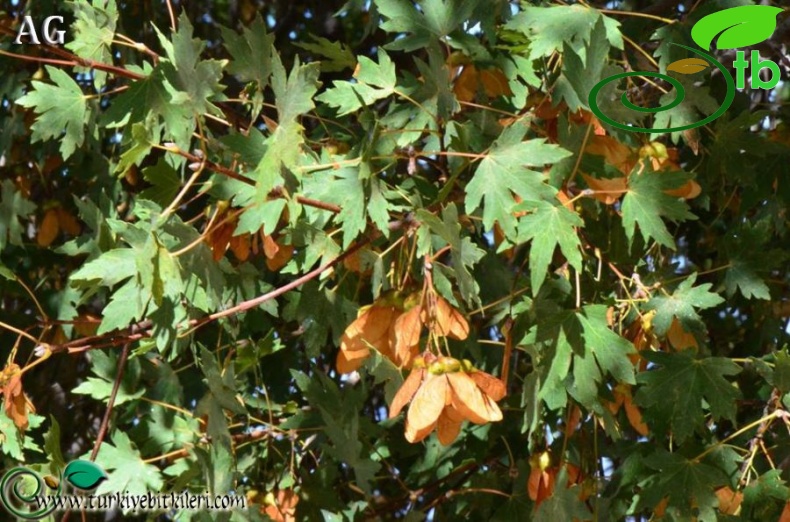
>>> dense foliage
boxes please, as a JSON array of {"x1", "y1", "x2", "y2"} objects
[{"x1": 1, "y1": 0, "x2": 790, "y2": 520}]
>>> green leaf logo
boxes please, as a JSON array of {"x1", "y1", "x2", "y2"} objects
[
  {"x1": 691, "y1": 5, "x2": 783, "y2": 51},
  {"x1": 63, "y1": 460, "x2": 107, "y2": 491},
  {"x1": 667, "y1": 57, "x2": 710, "y2": 75}
]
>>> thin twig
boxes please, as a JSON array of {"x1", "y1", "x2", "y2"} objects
[
  {"x1": 90, "y1": 342, "x2": 132, "y2": 461},
  {"x1": 60, "y1": 342, "x2": 131, "y2": 522},
  {"x1": 49, "y1": 218, "x2": 411, "y2": 355}
]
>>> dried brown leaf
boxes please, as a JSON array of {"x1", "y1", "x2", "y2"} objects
[
  {"x1": 468, "y1": 370, "x2": 507, "y2": 401},
  {"x1": 389, "y1": 368, "x2": 424, "y2": 419},
  {"x1": 392, "y1": 305, "x2": 422, "y2": 367},
  {"x1": 3, "y1": 370, "x2": 29, "y2": 431},
  {"x1": 436, "y1": 408, "x2": 463, "y2": 445},
  {"x1": 447, "y1": 372, "x2": 501, "y2": 424},
  {"x1": 430, "y1": 296, "x2": 469, "y2": 340},
  {"x1": 229, "y1": 233, "x2": 251, "y2": 262},
  {"x1": 582, "y1": 174, "x2": 627, "y2": 205},
  {"x1": 406, "y1": 374, "x2": 448, "y2": 431},
  {"x1": 37, "y1": 208, "x2": 59, "y2": 247}
]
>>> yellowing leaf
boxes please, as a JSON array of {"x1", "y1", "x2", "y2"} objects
[
  {"x1": 581, "y1": 173, "x2": 627, "y2": 205},
  {"x1": 564, "y1": 404, "x2": 582, "y2": 439},
  {"x1": 715, "y1": 487, "x2": 742, "y2": 515},
  {"x1": 229, "y1": 233, "x2": 251, "y2": 261},
  {"x1": 335, "y1": 345, "x2": 371, "y2": 375},
  {"x1": 453, "y1": 65, "x2": 478, "y2": 102},
  {"x1": 56, "y1": 208, "x2": 81, "y2": 236},
  {"x1": 208, "y1": 218, "x2": 236, "y2": 262},
  {"x1": 479, "y1": 67, "x2": 512, "y2": 98},
  {"x1": 528, "y1": 467, "x2": 556, "y2": 506},
  {"x1": 2, "y1": 366, "x2": 30, "y2": 431},
  {"x1": 263, "y1": 489, "x2": 299, "y2": 522},
  {"x1": 584, "y1": 135, "x2": 634, "y2": 174},
  {"x1": 667, "y1": 317, "x2": 698, "y2": 351},
  {"x1": 664, "y1": 179, "x2": 702, "y2": 200},
  {"x1": 37, "y1": 208, "x2": 59, "y2": 247},
  {"x1": 264, "y1": 235, "x2": 294, "y2": 271},
  {"x1": 623, "y1": 394, "x2": 649, "y2": 436}
]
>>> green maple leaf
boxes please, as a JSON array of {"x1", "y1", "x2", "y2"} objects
[
  {"x1": 43, "y1": 418, "x2": 66, "y2": 473},
  {"x1": 220, "y1": 14, "x2": 274, "y2": 87},
  {"x1": 652, "y1": 23, "x2": 695, "y2": 73},
  {"x1": 272, "y1": 53, "x2": 321, "y2": 126},
  {"x1": 317, "y1": 50, "x2": 395, "y2": 116},
  {"x1": 645, "y1": 273, "x2": 724, "y2": 336},
  {"x1": 301, "y1": 166, "x2": 374, "y2": 249},
  {"x1": 292, "y1": 370, "x2": 381, "y2": 494},
  {"x1": 283, "y1": 281, "x2": 356, "y2": 358},
  {"x1": 251, "y1": 52, "x2": 320, "y2": 197},
  {"x1": 653, "y1": 76, "x2": 720, "y2": 140},
  {"x1": 639, "y1": 450, "x2": 729, "y2": 521},
  {"x1": 574, "y1": 305, "x2": 636, "y2": 399},
  {"x1": 465, "y1": 122, "x2": 572, "y2": 241},
  {"x1": 375, "y1": 0, "x2": 476, "y2": 52},
  {"x1": 149, "y1": 236, "x2": 184, "y2": 306},
  {"x1": 156, "y1": 13, "x2": 225, "y2": 117},
  {"x1": 66, "y1": 0, "x2": 118, "y2": 90},
  {"x1": 0, "y1": 179, "x2": 35, "y2": 251},
  {"x1": 72, "y1": 371, "x2": 144, "y2": 405},
  {"x1": 417, "y1": 204, "x2": 486, "y2": 306},
  {"x1": 557, "y1": 17, "x2": 612, "y2": 111},
  {"x1": 95, "y1": 280, "x2": 146, "y2": 334},
  {"x1": 516, "y1": 199, "x2": 583, "y2": 294},
  {"x1": 140, "y1": 160, "x2": 181, "y2": 207},
  {"x1": 16, "y1": 66, "x2": 87, "y2": 159},
  {"x1": 722, "y1": 222, "x2": 776, "y2": 300},
  {"x1": 525, "y1": 305, "x2": 635, "y2": 411},
  {"x1": 301, "y1": 157, "x2": 393, "y2": 243},
  {"x1": 504, "y1": 5, "x2": 622, "y2": 62},
  {"x1": 236, "y1": 199, "x2": 286, "y2": 238},
  {"x1": 200, "y1": 347, "x2": 247, "y2": 415},
  {"x1": 295, "y1": 35, "x2": 356, "y2": 73},
  {"x1": 70, "y1": 248, "x2": 137, "y2": 289},
  {"x1": 115, "y1": 123, "x2": 153, "y2": 175},
  {"x1": 102, "y1": 65, "x2": 193, "y2": 148},
  {"x1": 741, "y1": 470, "x2": 790, "y2": 521},
  {"x1": 94, "y1": 431, "x2": 163, "y2": 497},
  {"x1": 621, "y1": 163, "x2": 696, "y2": 249},
  {"x1": 635, "y1": 350, "x2": 741, "y2": 443},
  {"x1": 0, "y1": 413, "x2": 45, "y2": 461}
]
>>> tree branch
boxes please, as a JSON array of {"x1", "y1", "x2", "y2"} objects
[{"x1": 48, "y1": 216, "x2": 412, "y2": 355}]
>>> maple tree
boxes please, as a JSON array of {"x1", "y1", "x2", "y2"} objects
[{"x1": 0, "y1": 0, "x2": 789, "y2": 520}]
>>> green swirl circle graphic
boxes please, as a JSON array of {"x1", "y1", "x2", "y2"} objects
[
  {"x1": 589, "y1": 44, "x2": 735, "y2": 133},
  {"x1": 0, "y1": 467, "x2": 59, "y2": 520}
]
